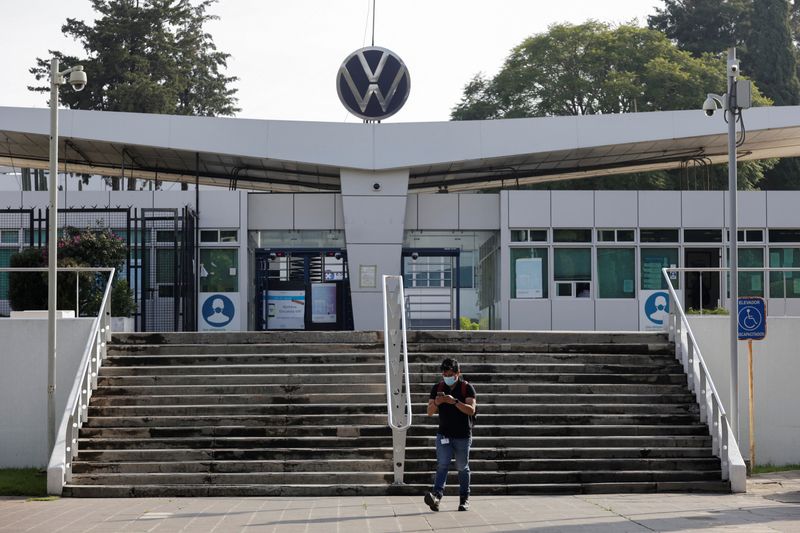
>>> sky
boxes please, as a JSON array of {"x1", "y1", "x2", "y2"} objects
[{"x1": 1, "y1": 0, "x2": 662, "y2": 123}]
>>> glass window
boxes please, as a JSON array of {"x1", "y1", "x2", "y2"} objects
[
  {"x1": 200, "y1": 230, "x2": 218, "y2": 243},
  {"x1": 598, "y1": 229, "x2": 635, "y2": 243},
  {"x1": 554, "y1": 248, "x2": 591, "y2": 297},
  {"x1": 0, "y1": 248, "x2": 12, "y2": 300},
  {"x1": 738, "y1": 248, "x2": 764, "y2": 297},
  {"x1": 598, "y1": 230, "x2": 616, "y2": 242},
  {"x1": 554, "y1": 229, "x2": 592, "y2": 243},
  {"x1": 641, "y1": 229, "x2": 679, "y2": 243},
  {"x1": 511, "y1": 230, "x2": 528, "y2": 242},
  {"x1": 200, "y1": 248, "x2": 239, "y2": 293},
  {"x1": 618, "y1": 230, "x2": 635, "y2": 242},
  {"x1": 769, "y1": 229, "x2": 800, "y2": 243},
  {"x1": 641, "y1": 248, "x2": 679, "y2": 290},
  {"x1": 684, "y1": 229, "x2": 722, "y2": 243},
  {"x1": 769, "y1": 248, "x2": 800, "y2": 298},
  {"x1": 458, "y1": 251, "x2": 474, "y2": 289},
  {"x1": 220, "y1": 230, "x2": 238, "y2": 243},
  {"x1": 1, "y1": 230, "x2": 19, "y2": 244},
  {"x1": 155, "y1": 249, "x2": 175, "y2": 284},
  {"x1": 156, "y1": 230, "x2": 177, "y2": 243},
  {"x1": 529, "y1": 230, "x2": 547, "y2": 242},
  {"x1": 511, "y1": 248, "x2": 548, "y2": 298},
  {"x1": 597, "y1": 248, "x2": 635, "y2": 299},
  {"x1": 736, "y1": 229, "x2": 764, "y2": 242}
]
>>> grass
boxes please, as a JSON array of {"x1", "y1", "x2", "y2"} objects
[
  {"x1": 686, "y1": 307, "x2": 730, "y2": 315},
  {"x1": 754, "y1": 464, "x2": 800, "y2": 475},
  {"x1": 0, "y1": 468, "x2": 48, "y2": 497}
]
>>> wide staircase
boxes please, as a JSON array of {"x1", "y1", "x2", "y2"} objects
[{"x1": 64, "y1": 331, "x2": 729, "y2": 496}]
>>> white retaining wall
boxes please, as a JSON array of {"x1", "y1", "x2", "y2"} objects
[
  {"x1": 0, "y1": 318, "x2": 94, "y2": 467},
  {"x1": 688, "y1": 316, "x2": 800, "y2": 466}
]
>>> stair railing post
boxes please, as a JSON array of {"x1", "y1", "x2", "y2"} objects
[
  {"x1": 699, "y1": 366, "x2": 708, "y2": 423},
  {"x1": 687, "y1": 335, "x2": 695, "y2": 392},
  {"x1": 383, "y1": 275, "x2": 412, "y2": 485},
  {"x1": 712, "y1": 397, "x2": 721, "y2": 456}
]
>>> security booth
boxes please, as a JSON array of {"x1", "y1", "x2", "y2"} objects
[
  {"x1": 254, "y1": 248, "x2": 353, "y2": 331},
  {"x1": 401, "y1": 248, "x2": 460, "y2": 330}
]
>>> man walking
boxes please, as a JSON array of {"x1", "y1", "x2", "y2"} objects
[{"x1": 424, "y1": 358, "x2": 477, "y2": 512}]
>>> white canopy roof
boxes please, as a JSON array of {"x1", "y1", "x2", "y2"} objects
[{"x1": 2, "y1": 105, "x2": 800, "y2": 192}]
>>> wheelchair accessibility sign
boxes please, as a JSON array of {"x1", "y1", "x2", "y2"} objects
[{"x1": 738, "y1": 297, "x2": 766, "y2": 340}]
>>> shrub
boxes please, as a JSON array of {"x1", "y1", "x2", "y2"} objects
[
  {"x1": 8, "y1": 226, "x2": 134, "y2": 316},
  {"x1": 460, "y1": 317, "x2": 481, "y2": 330}
]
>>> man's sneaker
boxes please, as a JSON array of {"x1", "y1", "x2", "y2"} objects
[
  {"x1": 424, "y1": 491, "x2": 441, "y2": 512},
  {"x1": 458, "y1": 497, "x2": 470, "y2": 512}
]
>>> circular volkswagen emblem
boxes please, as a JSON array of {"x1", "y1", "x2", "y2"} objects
[{"x1": 337, "y1": 46, "x2": 410, "y2": 121}]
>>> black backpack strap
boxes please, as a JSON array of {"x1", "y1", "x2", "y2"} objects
[
  {"x1": 461, "y1": 380, "x2": 469, "y2": 398},
  {"x1": 437, "y1": 381, "x2": 445, "y2": 394}
]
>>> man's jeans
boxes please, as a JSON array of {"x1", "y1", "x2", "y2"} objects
[{"x1": 432, "y1": 433, "x2": 471, "y2": 497}]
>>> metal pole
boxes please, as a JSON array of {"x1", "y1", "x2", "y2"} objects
[
  {"x1": 748, "y1": 339, "x2": 755, "y2": 470},
  {"x1": 47, "y1": 57, "x2": 59, "y2": 455},
  {"x1": 727, "y1": 47, "x2": 740, "y2": 440}
]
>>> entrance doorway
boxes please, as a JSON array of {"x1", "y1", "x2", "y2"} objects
[
  {"x1": 401, "y1": 248, "x2": 460, "y2": 329},
  {"x1": 254, "y1": 248, "x2": 353, "y2": 331},
  {"x1": 685, "y1": 248, "x2": 721, "y2": 311}
]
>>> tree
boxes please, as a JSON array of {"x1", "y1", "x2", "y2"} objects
[
  {"x1": 648, "y1": 0, "x2": 752, "y2": 57},
  {"x1": 28, "y1": 0, "x2": 239, "y2": 190},
  {"x1": 749, "y1": 0, "x2": 800, "y2": 106},
  {"x1": 450, "y1": 22, "x2": 774, "y2": 190},
  {"x1": 650, "y1": 0, "x2": 800, "y2": 189}
]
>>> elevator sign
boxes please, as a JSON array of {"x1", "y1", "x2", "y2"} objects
[{"x1": 738, "y1": 297, "x2": 766, "y2": 340}]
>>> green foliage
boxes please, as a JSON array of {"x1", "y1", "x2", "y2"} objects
[
  {"x1": 59, "y1": 226, "x2": 127, "y2": 270},
  {"x1": 648, "y1": 0, "x2": 752, "y2": 57},
  {"x1": 650, "y1": 0, "x2": 800, "y2": 190},
  {"x1": 8, "y1": 227, "x2": 135, "y2": 316},
  {"x1": 452, "y1": 22, "x2": 733, "y2": 119},
  {"x1": 0, "y1": 468, "x2": 47, "y2": 497},
  {"x1": 28, "y1": 0, "x2": 238, "y2": 117},
  {"x1": 460, "y1": 317, "x2": 480, "y2": 330},
  {"x1": 8, "y1": 248, "x2": 48, "y2": 311},
  {"x1": 753, "y1": 463, "x2": 800, "y2": 474},
  {"x1": 450, "y1": 21, "x2": 775, "y2": 190},
  {"x1": 686, "y1": 307, "x2": 730, "y2": 315},
  {"x1": 749, "y1": 0, "x2": 800, "y2": 106}
]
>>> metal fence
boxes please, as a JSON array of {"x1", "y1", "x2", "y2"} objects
[{"x1": 0, "y1": 207, "x2": 197, "y2": 331}]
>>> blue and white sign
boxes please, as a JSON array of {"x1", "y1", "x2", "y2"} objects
[
  {"x1": 199, "y1": 292, "x2": 241, "y2": 331},
  {"x1": 337, "y1": 46, "x2": 410, "y2": 121},
  {"x1": 738, "y1": 297, "x2": 766, "y2": 340},
  {"x1": 640, "y1": 290, "x2": 676, "y2": 331}
]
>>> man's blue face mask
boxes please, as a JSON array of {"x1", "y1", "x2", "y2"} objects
[{"x1": 443, "y1": 375, "x2": 457, "y2": 386}]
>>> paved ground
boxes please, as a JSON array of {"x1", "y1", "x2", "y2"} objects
[{"x1": 1, "y1": 472, "x2": 799, "y2": 532}]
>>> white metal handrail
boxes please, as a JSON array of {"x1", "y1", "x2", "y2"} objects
[
  {"x1": 382, "y1": 275, "x2": 412, "y2": 484},
  {"x1": 662, "y1": 267, "x2": 746, "y2": 492},
  {"x1": 18, "y1": 267, "x2": 116, "y2": 495}
]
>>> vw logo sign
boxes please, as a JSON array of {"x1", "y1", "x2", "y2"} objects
[{"x1": 337, "y1": 46, "x2": 410, "y2": 121}]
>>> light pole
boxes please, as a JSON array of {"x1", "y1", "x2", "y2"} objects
[
  {"x1": 48, "y1": 58, "x2": 87, "y2": 453},
  {"x1": 702, "y1": 47, "x2": 750, "y2": 441}
]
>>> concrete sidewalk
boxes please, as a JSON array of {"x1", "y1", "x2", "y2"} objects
[{"x1": 1, "y1": 472, "x2": 798, "y2": 532}]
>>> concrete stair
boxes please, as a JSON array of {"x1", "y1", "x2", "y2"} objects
[{"x1": 63, "y1": 331, "x2": 729, "y2": 496}]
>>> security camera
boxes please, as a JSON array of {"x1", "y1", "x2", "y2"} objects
[
  {"x1": 702, "y1": 96, "x2": 719, "y2": 117},
  {"x1": 411, "y1": 252, "x2": 419, "y2": 260},
  {"x1": 372, "y1": 182, "x2": 381, "y2": 191},
  {"x1": 729, "y1": 63, "x2": 739, "y2": 76},
  {"x1": 334, "y1": 252, "x2": 342, "y2": 260},
  {"x1": 69, "y1": 69, "x2": 87, "y2": 92}
]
